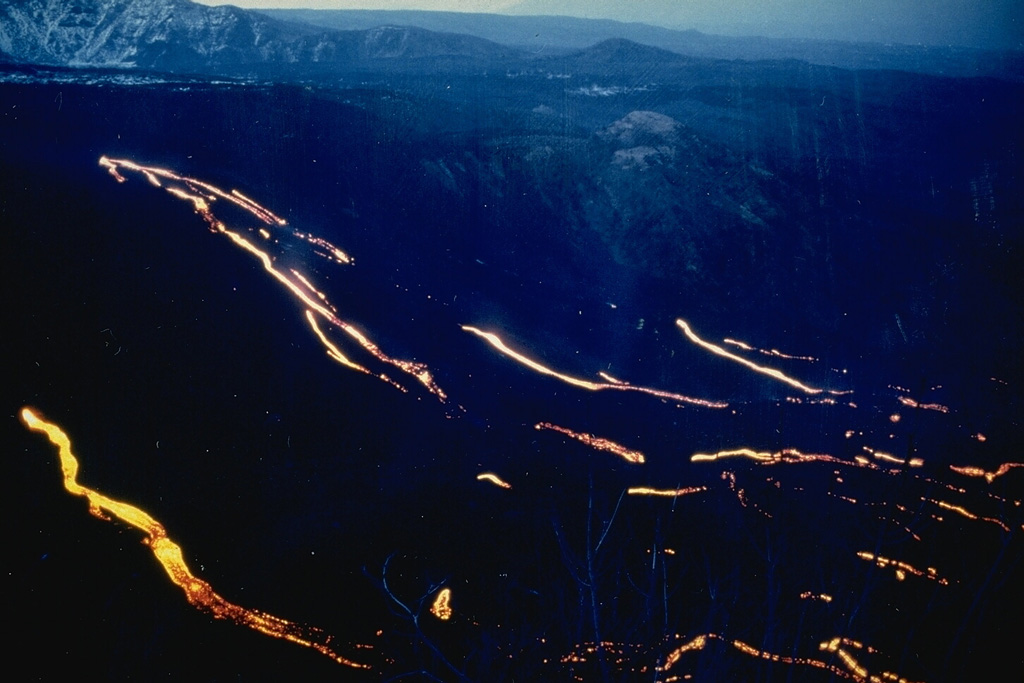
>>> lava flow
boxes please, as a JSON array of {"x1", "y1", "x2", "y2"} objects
[
  {"x1": 99, "y1": 156, "x2": 446, "y2": 402},
  {"x1": 676, "y1": 318, "x2": 825, "y2": 394},
  {"x1": 652, "y1": 632, "x2": 922, "y2": 683},
  {"x1": 19, "y1": 407, "x2": 370, "y2": 669},
  {"x1": 462, "y1": 325, "x2": 726, "y2": 408},
  {"x1": 535, "y1": 422, "x2": 646, "y2": 464}
]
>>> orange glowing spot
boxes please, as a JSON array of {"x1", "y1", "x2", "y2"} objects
[
  {"x1": 799, "y1": 592, "x2": 833, "y2": 603},
  {"x1": 476, "y1": 472, "x2": 512, "y2": 489},
  {"x1": 950, "y1": 462, "x2": 1024, "y2": 483},
  {"x1": 857, "y1": 551, "x2": 949, "y2": 585},
  {"x1": 628, "y1": 486, "x2": 707, "y2": 497},
  {"x1": 461, "y1": 325, "x2": 726, "y2": 408},
  {"x1": 973, "y1": 433, "x2": 987, "y2": 442},
  {"x1": 889, "y1": 414, "x2": 901, "y2": 423},
  {"x1": 535, "y1": 422, "x2": 645, "y2": 464},
  {"x1": 19, "y1": 407, "x2": 368, "y2": 670},
  {"x1": 430, "y1": 588, "x2": 452, "y2": 621},
  {"x1": 897, "y1": 396, "x2": 949, "y2": 413},
  {"x1": 658, "y1": 634, "x2": 709, "y2": 671},
  {"x1": 675, "y1": 319, "x2": 824, "y2": 394},
  {"x1": 101, "y1": 156, "x2": 446, "y2": 403},
  {"x1": 258, "y1": 228, "x2": 271, "y2": 239}
]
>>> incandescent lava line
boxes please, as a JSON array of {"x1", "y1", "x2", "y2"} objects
[
  {"x1": 462, "y1": 325, "x2": 725, "y2": 408},
  {"x1": 99, "y1": 156, "x2": 446, "y2": 402},
  {"x1": 19, "y1": 407, "x2": 370, "y2": 670},
  {"x1": 476, "y1": 472, "x2": 512, "y2": 489},
  {"x1": 535, "y1": 422, "x2": 645, "y2": 464},
  {"x1": 675, "y1": 318, "x2": 824, "y2": 394}
]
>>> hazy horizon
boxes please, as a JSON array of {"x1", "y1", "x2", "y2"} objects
[{"x1": 192, "y1": 0, "x2": 1023, "y2": 50}]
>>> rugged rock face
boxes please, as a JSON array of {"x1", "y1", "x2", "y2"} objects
[
  {"x1": 0, "y1": 0, "x2": 281, "y2": 68},
  {"x1": 0, "y1": 0, "x2": 519, "y2": 71}
]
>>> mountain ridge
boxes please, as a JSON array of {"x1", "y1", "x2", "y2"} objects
[
  {"x1": 2, "y1": 1, "x2": 1021, "y2": 82},
  {"x1": 0, "y1": 0, "x2": 525, "y2": 72},
  {"x1": 263, "y1": 7, "x2": 1024, "y2": 82}
]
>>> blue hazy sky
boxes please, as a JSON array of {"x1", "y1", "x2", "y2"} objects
[{"x1": 194, "y1": 0, "x2": 1022, "y2": 49}]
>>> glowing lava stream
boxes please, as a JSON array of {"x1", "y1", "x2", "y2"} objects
[
  {"x1": 476, "y1": 472, "x2": 512, "y2": 489},
  {"x1": 627, "y1": 486, "x2": 707, "y2": 497},
  {"x1": 656, "y1": 633, "x2": 921, "y2": 683},
  {"x1": 722, "y1": 337, "x2": 818, "y2": 362},
  {"x1": 535, "y1": 422, "x2": 645, "y2": 463},
  {"x1": 461, "y1": 326, "x2": 726, "y2": 408},
  {"x1": 897, "y1": 396, "x2": 949, "y2": 413},
  {"x1": 950, "y1": 462, "x2": 1024, "y2": 483},
  {"x1": 19, "y1": 407, "x2": 369, "y2": 670},
  {"x1": 675, "y1": 319, "x2": 825, "y2": 394},
  {"x1": 430, "y1": 588, "x2": 453, "y2": 621},
  {"x1": 924, "y1": 498, "x2": 1011, "y2": 532},
  {"x1": 692, "y1": 448, "x2": 847, "y2": 467},
  {"x1": 691, "y1": 447, "x2": 925, "y2": 477},
  {"x1": 99, "y1": 156, "x2": 445, "y2": 402},
  {"x1": 856, "y1": 551, "x2": 949, "y2": 585}
]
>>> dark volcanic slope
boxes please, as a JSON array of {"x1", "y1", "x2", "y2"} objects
[
  {"x1": 3, "y1": 74, "x2": 1023, "y2": 682},
  {"x1": 2, "y1": 5, "x2": 1023, "y2": 681}
]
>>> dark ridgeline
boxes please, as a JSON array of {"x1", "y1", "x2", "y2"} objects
[
  {"x1": 2, "y1": 1, "x2": 1022, "y2": 681},
  {"x1": 0, "y1": 0, "x2": 525, "y2": 74}
]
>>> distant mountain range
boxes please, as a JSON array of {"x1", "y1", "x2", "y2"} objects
[
  {"x1": 1, "y1": 0, "x2": 1021, "y2": 82},
  {"x1": 263, "y1": 7, "x2": 1024, "y2": 81},
  {"x1": 0, "y1": 0, "x2": 523, "y2": 74}
]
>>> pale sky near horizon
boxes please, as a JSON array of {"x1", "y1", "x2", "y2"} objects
[{"x1": 192, "y1": 0, "x2": 1022, "y2": 50}]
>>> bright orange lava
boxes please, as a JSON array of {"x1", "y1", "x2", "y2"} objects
[
  {"x1": 723, "y1": 337, "x2": 818, "y2": 362},
  {"x1": 655, "y1": 632, "x2": 919, "y2": 683},
  {"x1": 627, "y1": 486, "x2": 707, "y2": 497},
  {"x1": 99, "y1": 156, "x2": 446, "y2": 403},
  {"x1": 476, "y1": 472, "x2": 513, "y2": 489},
  {"x1": 19, "y1": 407, "x2": 369, "y2": 670},
  {"x1": 461, "y1": 325, "x2": 726, "y2": 408},
  {"x1": 692, "y1": 447, "x2": 845, "y2": 467},
  {"x1": 676, "y1": 319, "x2": 824, "y2": 394},
  {"x1": 924, "y1": 497, "x2": 1010, "y2": 532},
  {"x1": 950, "y1": 462, "x2": 1024, "y2": 483},
  {"x1": 535, "y1": 422, "x2": 645, "y2": 464},
  {"x1": 897, "y1": 396, "x2": 949, "y2": 414},
  {"x1": 430, "y1": 588, "x2": 453, "y2": 621},
  {"x1": 856, "y1": 551, "x2": 949, "y2": 585}
]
